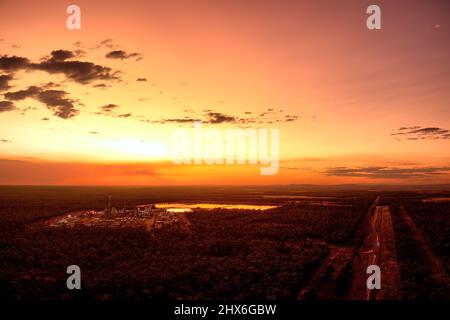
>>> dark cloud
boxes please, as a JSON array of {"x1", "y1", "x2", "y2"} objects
[
  {"x1": 4, "y1": 86, "x2": 78, "y2": 119},
  {"x1": 4, "y1": 85, "x2": 41, "y2": 100},
  {"x1": 137, "y1": 78, "x2": 147, "y2": 82},
  {"x1": 117, "y1": 113, "x2": 132, "y2": 118},
  {"x1": 205, "y1": 111, "x2": 237, "y2": 124},
  {"x1": 0, "y1": 55, "x2": 30, "y2": 71},
  {"x1": 105, "y1": 50, "x2": 142, "y2": 61},
  {"x1": 100, "y1": 104, "x2": 119, "y2": 112},
  {"x1": 324, "y1": 166, "x2": 450, "y2": 179},
  {"x1": 47, "y1": 49, "x2": 85, "y2": 61},
  {"x1": 89, "y1": 131, "x2": 99, "y2": 135},
  {"x1": 38, "y1": 90, "x2": 79, "y2": 119},
  {"x1": 49, "y1": 49, "x2": 75, "y2": 61},
  {"x1": 1, "y1": 52, "x2": 120, "y2": 84},
  {"x1": 391, "y1": 126, "x2": 450, "y2": 140},
  {"x1": 0, "y1": 139, "x2": 11, "y2": 143},
  {"x1": 0, "y1": 74, "x2": 13, "y2": 91},
  {"x1": 0, "y1": 100, "x2": 16, "y2": 112},
  {"x1": 31, "y1": 58, "x2": 120, "y2": 84},
  {"x1": 41, "y1": 117, "x2": 49, "y2": 121}
]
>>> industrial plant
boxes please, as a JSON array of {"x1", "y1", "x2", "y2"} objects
[{"x1": 48, "y1": 196, "x2": 182, "y2": 231}]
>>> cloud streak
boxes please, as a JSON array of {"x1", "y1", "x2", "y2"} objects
[
  {"x1": 324, "y1": 166, "x2": 450, "y2": 179},
  {"x1": 143, "y1": 109, "x2": 301, "y2": 126},
  {"x1": 391, "y1": 126, "x2": 450, "y2": 140}
]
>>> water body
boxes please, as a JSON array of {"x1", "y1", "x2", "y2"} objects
[{"x1": 155, "y1": 203, "x2": 277, "y2": 212}]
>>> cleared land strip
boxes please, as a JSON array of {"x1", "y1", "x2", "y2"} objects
[
  {"x1": 350, "y1": 204, "x2": 400, "y2": 300},
  {"x1": 377, "y1": 206, "x2": 400, "y2": 300}
]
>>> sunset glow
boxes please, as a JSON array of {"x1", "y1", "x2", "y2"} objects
[{"x1": 0, "y1": 0, "x2": 449, "y2": 185}]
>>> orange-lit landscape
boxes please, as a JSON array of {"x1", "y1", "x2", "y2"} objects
[{"x1": 1, "y1": 0, "x2": 450, "y2": 312}]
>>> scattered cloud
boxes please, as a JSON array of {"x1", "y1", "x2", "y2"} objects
[
  {"x1": 284, "y1": 115, "x2": 299, "y2": 122},
  {"x1": 100, "y1": 103, "x2": 119, "y2": 113},
  {"x1": 391, "y1": 126, "x2": 450, "y2": 140},
  {"x1": 105, "y1": 50, "x2": 143, "y2": 61},
  {"x1": 143, "y1": 109, "x2": 301, "y2": 126},
  {"x1": 92, "y1": 39, "x2": 119, "y2": 50}
]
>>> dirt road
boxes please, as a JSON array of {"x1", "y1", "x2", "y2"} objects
[
  {"x1": 299, "y1": 196, "x2": 387, "y2": 299},
  {"x1": 350, "y1": 203, "x2": 400, "y2": 300}
]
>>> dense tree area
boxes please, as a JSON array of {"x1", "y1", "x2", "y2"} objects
[
  {"x1": 0, "y1": 224, "x2": 327, "y2": 299},
  {"x1": 391, "y1": 204, "x2": 450, "y2": 299},
  {"x1": 0, "y1": 187, "x2": 372, "y2": 300},
  {"x1": 403, "y1": 201, "x2": 450, "y2": 275},
  {"x1": 188, "y1": 200, "x2": 371, "y2": 245}
]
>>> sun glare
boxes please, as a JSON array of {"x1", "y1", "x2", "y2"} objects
[{"x1": 100, "y1": 139, "x2": 168, "y2": 160}]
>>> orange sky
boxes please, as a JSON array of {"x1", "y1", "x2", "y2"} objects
[{"x1": 0, "y1": 0, "x2": 449, "y2": 185}]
